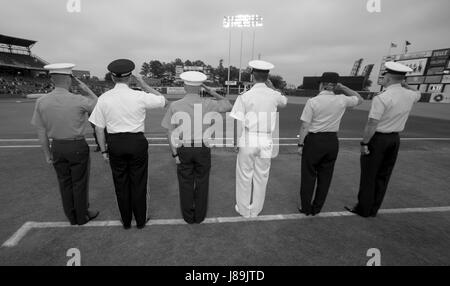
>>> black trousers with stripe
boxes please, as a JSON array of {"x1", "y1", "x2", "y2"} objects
[
  {"x1": 176, "y1": 145, "x2": 211, "y2": 224},
  {"x1": 107, "y1": 133, "x2": 148, "y2": 227},
  {"x1": 300, "y1": 133, "x2": 339, "y2": 214},
  {"x1": 52, "y1": 139, "x2": 90, "y2": 225},
  {"x1": 356, "y1": 133, "x2": 400, "y2": 217}
]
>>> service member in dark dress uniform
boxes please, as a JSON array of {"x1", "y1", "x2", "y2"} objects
[
  {"x1": 89, "y1": 59, "x2": 168, "y2": 229},
  {"x1": 161, "y1": 71, "x2": 232, "y2": 224},
  {"x1": 297, "y1": 72, "x2": 363, "y2": 216},
  {"x1": 345, "y1": 62, "x2": 421, "y2": 217},
  {"x1": 31, "y1": 63, "x2": 99, "y2": 225}
]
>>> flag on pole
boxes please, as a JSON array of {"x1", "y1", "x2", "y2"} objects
[{"x1": 404, "y1": 41, "x2": 412, "y2": 54}]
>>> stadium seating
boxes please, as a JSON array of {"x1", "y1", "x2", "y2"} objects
[{"x1": 0, "y1": 52, "x2": 46, "y2": 69}]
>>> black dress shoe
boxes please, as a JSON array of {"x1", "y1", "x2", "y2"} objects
[
  {"x1": 298, "y1": 208, "x2": 312, "y2": 216},
  {"x1": 87, "y1": 210, "x2": 99, "y2": 220},
  {"x1": 77, "y1": 210, "x2": 100, "y2": 226},
  {"x1": 137, "y1": 218, "x2": 150, "y2": 229},
  {"x1": 345, "y1": 206, "x2": 373, "y2": 218},
  {"x1": 123, "y1": 224, "x2": 131, "y2": 230},
  {"x1": 344, "y1": 206, "x2": 358, "y2": 214}
]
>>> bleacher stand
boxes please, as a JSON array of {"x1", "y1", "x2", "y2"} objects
[{"x1": 0, "y1": 34, "x2": 114, "y2": 97}]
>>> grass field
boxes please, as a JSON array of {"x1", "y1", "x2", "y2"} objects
[{"x1": 0, "y1": 98, "x2": 449, "y2": 266}]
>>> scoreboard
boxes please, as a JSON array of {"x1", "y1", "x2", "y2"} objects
[{"x1": 378, "y1": 48, "x2": 450, "y2": 102}]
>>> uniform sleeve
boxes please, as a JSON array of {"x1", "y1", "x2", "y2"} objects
[
  {"x1": 368, "y1": 96, "x2": 386, "y2": 120},
  {"x1": 161, "y1": 104, "x2": 175, "y2": 130},
  {"x1": 31, "y1": 101, "x2": 45, "y2": 129},
  {"x1": 79, "y1": 96, "x2": 97, "y2": 114},
  {"x1": 229, "y1": 96, "x2": 246, "y2": 121},
  {"x1": 88, "y1": 101, "x2": 106, "y2": 128},
  {"x1": 300, "y1": 100, "x2": 314, "y2": 123},
  {"x1": 276, "y1": 92, "x2": 288, "y2": 106},
  {"x1": 414, "y1": 91, "x2": 421, "y2": 103},
  {"x1": 204, "y1": 98, "x2": 232, "y2": 113},
  {"x1": 140, "y1": 92, "x2": 166, "y2": 109},
  {"x1": 343, "y1": 94, "x2": 359, "y2": 107}
]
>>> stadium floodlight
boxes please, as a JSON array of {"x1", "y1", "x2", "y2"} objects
[
  {"x1": 223, "y1": 14, "x2": 264, "y2": 29},
  {"x1": 223, "y1": 15, "x2": 264, "y2": 94}
]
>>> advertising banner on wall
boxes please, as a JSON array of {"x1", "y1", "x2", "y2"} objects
[
  {"x1": 427, "y1": 67, "x2": 445, "y2": 76},
  {"x1": 406, "y1": 76, "x2": 425, "y2": 84},
  {"x1": 427, "y1": 84, "x2": 444, "y2": 93},
  {"x1": 429, "y1": 57, "x2": 448, "y2": 67},
  {"x1": 442, "y1": 75, "x2": 450, "y2": 84},
  {"x1": 397, "y1": 58, "x2": 428, "y2": 76},
  {"x1": 398, "y1": 51, "x2": 432, "y2": 61},
  {"x1": 424, "y1": 75, "x2": 443, "y2": 84},
  {"x1": 432, "y1": 49, "x2": 450, "y2": 58},
  {"x1": 429, "y1": 93, "x2": 450, "y2": 103}
]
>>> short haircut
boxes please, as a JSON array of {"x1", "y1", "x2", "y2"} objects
[
  {"x1": 387, "y1": 73, "x2": 406, "y2": 81},
  {"x1": 253, "y1": 70, "x2": 269, "y2": 82},
  {"x1": 112, "y1": 75, "x2": 131, "y2": 83},
  {"x1": 50, "y1": 74, "x2": 71, "y2": 86}
]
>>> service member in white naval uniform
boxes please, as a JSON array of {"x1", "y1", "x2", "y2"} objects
[
  {"x1": 345, "y1": 61, "x2": 421, "y2": 218},
  {"x1": 230, "y1": 60, "x2": 288, "y2": 218},
  {"x1": 298, "y1": 72, "x2": 363, "y2": 216},
  {"x1": 89, "y1": 59, "x2": 168, "y2": 229}
]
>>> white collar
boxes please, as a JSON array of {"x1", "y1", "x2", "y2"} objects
[
  {"x1": 318, "y1": 90, "x2": 335, "y2": 96},
  {"x1": 114, "y1": 83, "x2": 129, "y2": 89},
  {"x1": 252, "y1": 83, "x2": 267, "y2": 89},
  {"x1": 386, "y1": 83, "x2": 402, "y2": 90}
]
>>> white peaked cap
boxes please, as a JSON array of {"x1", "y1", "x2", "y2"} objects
[
  {"x1": 180, "y1": 71, "x2": 207, "y2": 86},
  {"x1": 384, "y1": 61, "x2": 413, "y2": 74},
  {"x1": 249, "y1": 60, "x2": 274, "y2": 71},
  {"x1": 44, "y1": 63, "x2": 76, "y2": 75}
]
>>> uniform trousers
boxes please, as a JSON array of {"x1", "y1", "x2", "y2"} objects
[
  {"x1": 107, "y1": 132, "x2": 148, "y2": 227},
  {"x1": 51, "y1": 139, "x2": 90, "y2": 225},
  {"x1": 236, "y1": 134, "x2": 273, "y2": 217},
  {"x1": 176, "y1": 143, "x2": 211, "y2": 224},
  {"x1": 355, "y1": 132, "x2": 400, "y2": 217},
  {"x1": 300, "y1": 132, "x2": 339, "y2": 214}
]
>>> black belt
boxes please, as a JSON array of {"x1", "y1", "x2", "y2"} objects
[
  {"x1": 375, "y1": 132, "x2": 399, "y2": 135},
  {"x1": 52, "y1": 137, "x2": 85, "y2": 142},
  {"x1": 308, "y1": 132, "x2": 337, "y2": 135},
  {"x1": 108, "y1": 132, "x2": 144, "y2": 137},
  {"x1": 180, "y1": 141, "x2": 208, "y2": 147}
]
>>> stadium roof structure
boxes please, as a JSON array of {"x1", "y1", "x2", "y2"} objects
[{"x1": 0, "y1": 34, "x2": 36, "y2": 48}]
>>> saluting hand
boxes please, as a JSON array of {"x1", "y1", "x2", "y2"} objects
[
  {"x1": 201, "y1": 84, "x2": 210, "y2": 91},
  {"x1": 132, "y1": 75, "x2": 145, "y2": 85},
  {"x1": 73, "y1": 77, "x2": 89, "y2": 91}
]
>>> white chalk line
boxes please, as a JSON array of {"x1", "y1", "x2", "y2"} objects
[
  {"x1": 2, "y1": 206, "x2": 450, "y2": 248},
  {"x1": 1, "y1": 137, "x2": 450, "y2": 142}
]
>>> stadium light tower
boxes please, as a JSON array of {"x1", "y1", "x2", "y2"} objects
[{"x1": 223, "y1": 14, "x2": 264, "y2": 95}]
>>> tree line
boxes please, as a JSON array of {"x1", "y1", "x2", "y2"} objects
[{"x1": 105, "y1": 58, "x2": 287, "y2": 89}]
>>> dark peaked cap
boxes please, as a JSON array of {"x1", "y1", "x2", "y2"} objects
[
  {"x1": 320, "y1": 72, "x2": 340, "y2": 84},
  {"x1": 108, "y1": 59, "x2": 135, "y2": 78}
]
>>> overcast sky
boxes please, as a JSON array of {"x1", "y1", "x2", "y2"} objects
[{"x1": 1, "y1": 0, "x2": 450, "y2": 90}]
